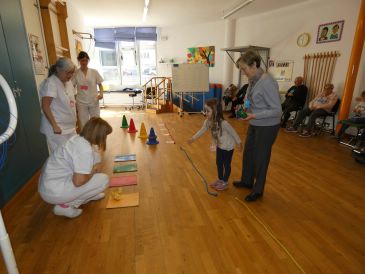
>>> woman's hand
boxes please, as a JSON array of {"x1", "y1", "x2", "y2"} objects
[
  {"x1": 53, "y1": 125, "x2": 62, "y2": 134},
  {"x1": 97, "y1": 93, "x2": 103, "y2": 100},
  {"x1": 241, "y1": 113, "x2": 256, "y2": 121},
  {"x1": 92, "y1": 163, "x2": 102, "y2": 173},
  {"x1": 238, "y1": 143, "x2": 243, "y2": 152}
]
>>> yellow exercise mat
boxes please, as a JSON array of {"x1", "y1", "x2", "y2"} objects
[{"x1": 106, "y1": 192, "x2": 139, "y2": 208}]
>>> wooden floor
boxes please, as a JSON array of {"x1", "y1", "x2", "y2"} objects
[{"x1": 1, "y1": 108, "x2": 364, "y2": 274}]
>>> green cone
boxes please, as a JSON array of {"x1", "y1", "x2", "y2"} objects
[{"x1": 121, "y1": 115, "x2": 129, "y2": 128}]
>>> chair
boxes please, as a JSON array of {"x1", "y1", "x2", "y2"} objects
[
  {"x1": 338, "y1": 120, "x2": 365, "y2": 148},
  {"x1": 314, "y1": 98, "x2": 341, "y2": 135},
  {"x1": 128, "y1": 88, "x2": 144, "y2": 110}
]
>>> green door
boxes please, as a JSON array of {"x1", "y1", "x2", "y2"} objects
[{"x1": 0, "y1": 0, "x2": 48, "y2": 207}]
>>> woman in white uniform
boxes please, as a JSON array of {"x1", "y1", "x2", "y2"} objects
[
  {"x1": 72, "y1": 51, "x2": 104, "y2": 129},
  {"x1": 39, "y1": 117, "x2": 113, "y2": 218},
  {"x1": 40, "y1": 57, "x2": 77, "y2": 153}
]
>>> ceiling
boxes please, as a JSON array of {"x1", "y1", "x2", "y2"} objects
[{"x1": 70, "y1": 0, "x2": 310, "y2": 28}]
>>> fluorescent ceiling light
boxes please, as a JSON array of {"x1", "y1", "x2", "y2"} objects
[
  {"x1": 142, "y1": 6, "x2": 148, "y2": 21},
  {"x1": 222, "y1": 0, "x2": 254, "y2": 19},
  {"x1": 145, "y1": 0, "x2": 150, "y2": 7}
]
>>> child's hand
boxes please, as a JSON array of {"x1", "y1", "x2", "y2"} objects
[{"x1": 187, "y1": 138, "x2": 194, "y2": 145}]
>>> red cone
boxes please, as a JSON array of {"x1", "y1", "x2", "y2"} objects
[{"x1": 128, "y1": 118, "x2": 138, "y2": 133}]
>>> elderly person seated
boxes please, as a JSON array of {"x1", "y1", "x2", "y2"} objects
[
  {"x1": 281, "y1": 76, "x2": 308, "y2": 128},
  {"x1": 286, "y1": 83, "x2": 338, "y2": 137},
  {"x1": 222, "y1": 84, "x2": 238, "y2": 108},
  {"x1": 336, "y1": 90, "x2": 365, "y2": 142},
  {"x1": 229, "y1": 84, "x2": 249, "y2": 118}
]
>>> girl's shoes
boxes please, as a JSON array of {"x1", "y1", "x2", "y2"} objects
[
  {"x1": 209, "y1": 179, "x2": 223, "y2": 188},
  {"x1": 214, "y1": 181, "x2": 228, "y2": 191}
]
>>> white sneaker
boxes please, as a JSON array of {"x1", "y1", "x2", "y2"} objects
[
  {"x1": 53, "y1": 205, "x2": 82, "y2": 218},
  {"x1": 90, "y1": 192, "x2": 105, "y2": 201}
]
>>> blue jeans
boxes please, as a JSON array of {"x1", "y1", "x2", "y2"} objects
[{"x1": 216, "y1": 147, "x2": 234, "y2": 182}]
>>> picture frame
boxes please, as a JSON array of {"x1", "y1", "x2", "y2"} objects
[{"x1": 316, "y1": 20, "x2": 344, "y2": 44}]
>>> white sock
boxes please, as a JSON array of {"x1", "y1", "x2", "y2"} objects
[{"x1": 53, "y1": 205, "x2": 82, "y2": 218}]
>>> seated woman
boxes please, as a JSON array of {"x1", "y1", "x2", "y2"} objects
[
  {"x1": 229, "y1": 84, "x2": 249, "y2": 118},
  {"x1": 38, "y1": 117, "x2": 113, "y2": 218},
  {"x1": 337, "y1": 90, "x2": 365, "y2": 141},
  {"x1": 222, "y1": 84, "x2": 238, "y2": 107}
]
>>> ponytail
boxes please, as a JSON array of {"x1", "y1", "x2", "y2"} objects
[{"x1": 48, "y1": 64, "x2": 57, "y2": 77}]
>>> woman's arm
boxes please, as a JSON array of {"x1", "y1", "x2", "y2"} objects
[
  {"x1": 42, "y1": 96, "x2": 61, "y2": 134},
  {"x1": 72, "y1": 163, "x2": 100, "y2": 187},
  {"x1": 97, "y1": 83, "x2": 104, "y2": 99}
]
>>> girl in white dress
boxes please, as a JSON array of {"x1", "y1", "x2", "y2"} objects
[
  {"x1": 72, "y1": 51, "x2": 104, "y2": 129},
  {"x1": 39, "y1": 117, "x2": 113, "y2": 218},
  {"x1": 40, "y1": 58, "x2": 77, "y2": 153}
]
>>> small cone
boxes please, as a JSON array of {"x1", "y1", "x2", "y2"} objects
[
  {"x1": 121, "y1": 115, "x2": 129, "y2": 128},
  {"x1": 146, "y1": 127, "x2": 159, "y2": 145},
  {"x1": 128, "y1": 118, "x2": 138, "y2": 133},
  {"x1": 138, "y1": 122, "x2": 148, "y2": 139}
]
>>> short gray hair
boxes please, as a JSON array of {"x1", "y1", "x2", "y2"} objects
[
  {"x1": 236, "y1": 51, "x2": 261, "y2": 69},
  {"x1": 48, "y1": 57, "x2": 75, "y2": 77}
]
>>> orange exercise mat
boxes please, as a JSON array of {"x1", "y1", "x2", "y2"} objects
[{"x1": 106, "y1": 192, "x2": 139, "y2": 208}]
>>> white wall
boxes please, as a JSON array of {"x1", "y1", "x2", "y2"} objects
[
  {"x1": 20, "y1": 0, "x2": 48, "y2": 88},
  {"x1": 157, "y1": 20, "x2": 225, "y2": 84},
  {"x1": 66, "y1": 1, "x2": 91, "y2": 64},
  {"x1": 234, "y1": 0, "x2": 363, "y2": 104},
  {"x1": 156, "y1": 0, "x2": 364, "y2": 105}
]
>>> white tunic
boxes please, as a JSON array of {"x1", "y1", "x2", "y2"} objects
[
  {"x1": 39, "y1": 135, "x2": 95, "y2": 196},
  {"x1": 72, "y1": 68, "x2": 103, "y2": 105},
  {"x1": 39, "y1": 75, "x2": 77, "y2": 135}
]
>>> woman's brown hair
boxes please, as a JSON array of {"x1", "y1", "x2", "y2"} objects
[{"x1": 80, "y1": 117, "x2": 112, "y2": 151}]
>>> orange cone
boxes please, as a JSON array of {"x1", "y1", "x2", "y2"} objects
[
  {"x1": 138, "y1": 122, "x2": 148, "y2": 139},
  {"x1": 128, "y1": 118, "x2": 138, "y2": 133}
]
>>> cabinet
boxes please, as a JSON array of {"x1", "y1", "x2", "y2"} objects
[{"x1": 0, "y1": 0, "x2": 48, "y2": 207}]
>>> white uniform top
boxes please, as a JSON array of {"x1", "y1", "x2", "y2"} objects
[
  {"x1": 39, "y1": 135, "x2": 95, "y2": 196},
  {"x1": 72, "y1": 68, "x2": 103, "y2": 105},
  {"x1": 39, "y1": 75, "x2": 77, "y2": 135}
]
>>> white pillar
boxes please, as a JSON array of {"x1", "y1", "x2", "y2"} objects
[{"x1": 222, "y1": 19, "x2": 236, "y2": 91}]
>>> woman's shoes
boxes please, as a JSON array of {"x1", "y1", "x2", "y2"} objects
[
  {"x1": 244, "y1": 192, "x2": 262, "y2": 202},
  {"x1": 53, "y1": 205, "x2": 82, "y2": 218},
  {"x1": 214, "y1": 181, "x2": 228, "y2": 191}
]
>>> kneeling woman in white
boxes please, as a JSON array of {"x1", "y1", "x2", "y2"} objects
[{"x1": 39, "y1": 117, "x2": 113, "y2": 218}]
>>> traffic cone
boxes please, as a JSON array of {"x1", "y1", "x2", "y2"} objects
[
  {"x1": 146, "y1": 127, "x2": 159, "y2": 145},
  {"x1": 128, "y1": 118, "x2": 138, "y2": 133},
  {"x1": 121, "y1": 115, "x2": 128, "y2": 128},
  {"x1": 138, "y1": 122, "x2": 148, "y2": 139}
]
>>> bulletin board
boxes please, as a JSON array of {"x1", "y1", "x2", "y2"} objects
[{"x1": 172, "y1": 63, "x2": 209, "y2": 93}]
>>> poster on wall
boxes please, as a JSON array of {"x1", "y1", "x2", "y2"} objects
[
  {"x1": 29, "y1": 34, "x2": 45, "y2": 75},
  {"x1": 75, "y1": 39, "x2": 83, "y2": 55},
  {"x1": 268, "y1": 60, "x2": 294, "y2": 82},
  {"x1": 316, "y1": 20, "x2": 344, "y2": 43},
  {"x1": 187, "y1": 46, "x2": 215, "y2": 67}
]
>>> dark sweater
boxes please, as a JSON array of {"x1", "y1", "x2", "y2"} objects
[{"x1": 285, "y1": 84, "x2": 308, "y2": 106}]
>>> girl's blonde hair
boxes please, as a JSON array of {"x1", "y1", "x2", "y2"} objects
[
  {"x1": 80, "y1": 117, "x2": 113, "y2": 151},
  {"x1": 205, "y1": 98, "x2": 224, "y2": 143}
]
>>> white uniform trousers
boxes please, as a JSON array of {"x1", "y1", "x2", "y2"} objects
[
  {"x1": 77, "y1": 102, "x2": 100, "y2": 129},
  {"x1": 39, "y1": 173, "x2": 109, "y2": 208}
]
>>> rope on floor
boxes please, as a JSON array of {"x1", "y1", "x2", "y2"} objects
[
  {"x1": 234, "y1": 197, "x2": 306, "y2": 274},
  {"x1": 180, "y1": 146, "x2": 218, "y2": 197}
]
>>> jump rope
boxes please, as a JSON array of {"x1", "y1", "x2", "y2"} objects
[{"x1": 165, "y1": 123, "x2": 306, "y2": 274}]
